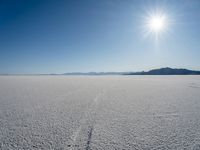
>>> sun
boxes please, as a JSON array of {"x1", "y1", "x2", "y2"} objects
[
  {"x1": 141, "y1": 9, "x2": 172, "y2": 41},
  {"x1": 148, "y1": 14, "x2": 166, "y2": 33},
  {"x1": 148, "y1": 15, "x2": 166, "y2": 32}
]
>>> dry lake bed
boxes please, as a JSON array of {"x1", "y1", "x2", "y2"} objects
[{"x1": 0, "y1": 76, "x2": 200, "y2": 150}]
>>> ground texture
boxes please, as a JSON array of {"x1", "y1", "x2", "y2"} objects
[{"x1": 0, "y1": 76, "x2": 200, "y2": 150}]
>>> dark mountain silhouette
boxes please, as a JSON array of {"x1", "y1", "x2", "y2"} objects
[
  {"x1": 62, "y1": 68, "x2": 200, "y2": 75},
  {"x1": 62, "y1": 72, "x2": 124, "y2": 75},
  {"x1": 125, "y1": 67, "x2": 200, "y2": 75},
  {"x1": 1, "y1": 67, "x2": 199, "y2": 75}
]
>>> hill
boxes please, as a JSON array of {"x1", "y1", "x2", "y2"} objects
[{"x1": 125, "y1": 67, "x2": 200, "y2": 75}]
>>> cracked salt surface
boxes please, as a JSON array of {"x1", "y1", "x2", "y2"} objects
[{"x1": 0, "y1": 76, "x2": 200, "y2": 149}]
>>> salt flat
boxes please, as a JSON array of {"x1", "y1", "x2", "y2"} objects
[{"x1": 0, "y1": 76, "x2": 200, "y2": 150}]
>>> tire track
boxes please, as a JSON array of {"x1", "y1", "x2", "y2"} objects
[
  {"x1": 66, "y1": 90, "x2": 106, "y2": 150},
  {"x1": 85, "y1": 125, "x2": 93, "y2": 150},
  {"x1": 189, "y1": 83, "x2": 200, "y2": 89}
]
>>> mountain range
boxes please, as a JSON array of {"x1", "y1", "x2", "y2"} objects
[
  {"x1": 124, "y1": 67, "x2": 200, "y2": 75},
  {"x1": 1, "y1": 67, "x2": 200, "y2": 75},
  {"x1": 63, "y1": 67, "x2": 200, "y2": 75}
]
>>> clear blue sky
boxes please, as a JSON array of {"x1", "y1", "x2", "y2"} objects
[{"x1": 0, "y1": 0, "x2": 200, "y2": 74}]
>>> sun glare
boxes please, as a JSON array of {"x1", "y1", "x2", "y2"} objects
[
  {"x1": 149, "y1": 15, "x2": 166, "y2": 32},
  {"x1": 141, "y1": 9, "x2": 171, "y2": 41}
]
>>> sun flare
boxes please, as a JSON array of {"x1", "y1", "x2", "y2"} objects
[
  {"x1": 142, "y1": 10, "x2": 170, "y2": 40},
  {"x1": 148, "y1": 14, "x2": 166, "y2": 33}
]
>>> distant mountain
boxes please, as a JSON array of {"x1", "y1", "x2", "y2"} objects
[
  {"x1": 62, "y1": 67, "x2": 200, "y2": 75},
  {"x1": 62, "y1": 72, "x2": 124, "y2": 75},
  {"x1": 125, "y1": 67, "x2": 200, "y2": 75},
  {"x1": 1, "y1": 68, "x2": 200, "y2": 76}
]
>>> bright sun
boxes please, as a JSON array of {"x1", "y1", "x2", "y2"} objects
[
  {"x1": 147, "y1": 14, "x2": 167, "y2": 33},
  {"x1": 142, "y1": 10, "x2": 171, "y2": 40}
]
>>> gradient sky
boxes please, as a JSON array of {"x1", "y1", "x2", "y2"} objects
[{"x1": 0, "y1": 0, "x2": 200, "y2": 74}]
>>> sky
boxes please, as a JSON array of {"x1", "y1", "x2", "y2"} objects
[{"x1": 0, "y1": 0, "x2": 200, "y2": 74}]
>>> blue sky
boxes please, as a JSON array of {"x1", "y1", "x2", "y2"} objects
[{"x1": 0, "y1": 0, "x2": 200, "y2": 74}]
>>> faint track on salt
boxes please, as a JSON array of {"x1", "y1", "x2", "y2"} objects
[
  {"x1": 85, "y1": 125, "x2": 93, "y2": 150},
  {"x1": 189, "y1": 85, "x2": 200, "y2": 89},
  {"x1": 67, "y1": 90, "x2": 106, "y2": 150},
  {"x1": 189, "y1": 83, "x2": 200, "y2": 89}
]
